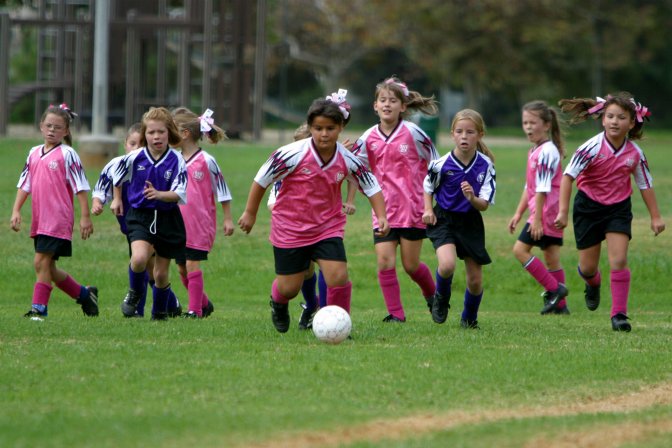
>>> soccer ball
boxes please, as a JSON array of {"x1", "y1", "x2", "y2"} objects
[{"x1": 312, "y1": 305, "x2": 352, "y2": 344}]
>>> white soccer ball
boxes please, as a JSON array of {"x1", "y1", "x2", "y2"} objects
[{"x1": 312, "y1": 305, "x2": 352, "y2": 344}]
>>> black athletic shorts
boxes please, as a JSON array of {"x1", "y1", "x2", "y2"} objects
[
  {"x1": 126, "y1": 207, "x2": 186, "y2": 259},
  {"x1": 573, "y1": 190, "x2": 632, "y2": 249},
  {"x1": 273, "y1": 237, "x2": 346, "y2": 275},
  {"x1": 373, "y1": 227, "x2": 427, "y2": 244},
  {"x1": 34, "y1": 235, "x2": 72, "y2": 260},
  {"x1": 517, "y1": 222, "x2": 564, "y2": 249},
  {"x1": 175, "y1": 247, "x2": 208, "y2": 265},
  {"x1": 426, "y1": 207, "x2": 492, "y2": 265}
]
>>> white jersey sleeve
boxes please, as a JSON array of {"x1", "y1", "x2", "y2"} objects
[
  {"x1": 204, "y1": 152, "x2": 232, "y2": 202},
  {"x1": 564, "y1": 134, "x2": 601, "y2": 179},
  {"x1": 92, "y1": 156, "x2": 123, "y2": 203},
  {"x1": 342, "y1": 146, "x2": 381, "y2": 197},
  {"x1": 351, "y1": 126, "x2": 376, "y2": 170},
  {"x1": 631, "y1": 142, "x2": 654, "y2": 190},
  {"x1": 407, "y1": 120, "x2": 440, "y2": 161},
  {"x1": 535, "y1": 143, "x2": 561, "y2": 193},
  {"x1": 16, "y1": 146, "x2": 39, "y2": 192},
  {"x1": 63, "y1": 146, "x2": 90, "y2": 193},
  {"x1": 253, "y1": 141, "x2": 306, "y2": 188}
]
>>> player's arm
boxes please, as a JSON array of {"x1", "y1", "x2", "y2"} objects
[
  {"x1": 76, "y1": 190, "x2": 93, "y2": 240},
  {"x1": 221, "y1": 200, "x2": 234, "y2": 236},
  {"x1": 508, "y1": 188, "x2": 528, "y2": 234},
  {"x1": 554, "y1": 175, "x2": 574, "y2": 229},
  {"x1": 10, "y1": 189, "x2": 29, "y2": 232},
  {"x1": 238, "y1": 181, "x2": 267, "y2": 234},
  {"x1": 422, "y1": 192, "x2": 436, "y2": 226},
  {"x1": 343, "y1": 180, "x2": 357, "y2": 215},
  {"x1": 640, "y1": 188, "x2": 665, "y2": 236},
  {"x1": 367, "y1": 191, "x2": 389, "y2": 237}
]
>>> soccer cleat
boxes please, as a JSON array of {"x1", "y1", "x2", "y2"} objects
[
  {"x1": 540, "y1": 283, "x2": 568, "y2": 315},
  {"x1": 167, "y1": 298, "x2": 182, "y2": 318},
  {"x1": 540, "y1": 291, "x2": 571, "y2": 315},
  {"x1": 382, "y1": 314, "x2": 406, "y2": 323},
  {"x1": 202, "y1": 300, "x2": 214, "y2": 318},
  {"x1": 121, "y1": 289, "x2": 142, "y2": 317},
  {"x1": 270, "y1": 299, "x2": 290, "y2": 333},
  {"x1": 151, "y1": 312, "x2": 168, "y2": 321},
  {"x1": 431, "y1": 292, "x2": 451, "y2": 324},
  {"x1": 298, "y1": 303, "x2": 317, "y2": 330},
  {"x1": 611, "y1": 313, "x2": 631, "y2": 332},
  {"x1": 584, "y1": 284, "x2": 601, "y2": 311},
  {"x1": 424, "y1": 295, "x2": 433, "y2": 313},
  {"x1": 77, "y1": 286, "x2": 99, "y2": 317},
  {"x1": 460, "y1": 318, "x2": 479, "y2": 329},
  {"x1": 182, "y1": 311, "x2": 201, "y2": 319},
  {"x1": 24, "y1": 305, "x2": 48, "y2": 318}
]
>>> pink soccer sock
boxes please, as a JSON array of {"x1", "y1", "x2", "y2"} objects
[
  {"x1": 524, "y1": 257, "x2": 559, "y2": 292},
  {"x1": 187, "y1": 270, "x2": 204, "y2": 316},
  {"x1": 550, "y1": 269, "x2": 567, "y2": 308},
  {"x1": 327, "y1": 282, "x2": 352, "y2": 314},
  {"x1": 32, "y1": 281, "x2": 53, "y2": 306},
  {"x1": 409, "y1": 262, "x2": 436, "y2": 298},
  {"x1": 55, "y1": 274, "x2": 82, "y2": 300},
  {"x1": 378, "y1": 268, "x2": 404, "y2": 319},
  {"x1": 610, "y1": 268, "x2": 631, "y2": 317},
  {"x1": 579, "y1": 268, "x2": 601, "y2": 287},
  {"x1": 271, "y1": 279, "x2": 289, "y2": 304}
]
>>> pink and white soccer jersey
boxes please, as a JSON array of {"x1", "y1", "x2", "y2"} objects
[
  {"x1": 17, "y1": 144, "x2": 90, "y2": 240},
  {"x1": 564, "y1": 132, "x2": 653, "y2": 205},
  {"x1": 254, "y1": 139, "x2": 381, "y2": 248},
  {"x1": 525, "y1": 141, "x2": 563, "y2": 238},
  {"x1": 179, "y1": 149, "x2": 232, "y2": 251},
  {"x1": 353, "y1": 120, "x2": 438, "y2": 229}
]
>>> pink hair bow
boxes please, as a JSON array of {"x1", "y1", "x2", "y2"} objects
[
  {"x1": 326, "y1": 88, "x2": 351, "y2": 119},
  {"x1": 385, "y1": 78, "x2": 409, "y2": 97},
  {"x1": 631, "y1": 100, "x2": 651, "y2": 123},
  {"x1": 587, "y1": 96, "x2": 609, "y2": 115},
  {"x1": 199, "y1": 108, "x2": 214, "y2": 132}
]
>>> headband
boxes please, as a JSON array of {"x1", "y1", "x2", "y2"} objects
[
  {"x1": 385, "y1": 78, "x2": 409, "y2": 97},
  {"x1": 325, "y1": 89, "x2": 351, "y2": 120}
]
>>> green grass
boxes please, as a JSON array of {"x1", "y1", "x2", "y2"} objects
[{"x1": 1, "y1": 132, "x2": 671, "y2": 447}]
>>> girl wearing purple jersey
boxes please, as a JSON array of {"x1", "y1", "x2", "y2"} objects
[
  {"x1": 238, "y1": 97, "x2": 389, "y2": 333},
  {"x1": 11, "y1": 104, "x2": 99, "y2": 319},
  {"x1": 353, "y1": 77, "x2": 439, "y2": 323},
  {"x1": 423, "y1": 109, "x2": 496, "y2": 329},
  {"x1": 555, "y1": 92, "x2": 665, "y2": 332},
  {"x1": 111, "y1": 107, "x2": 188, "y2": 320},
  {"x1": 508, "y1": 101, "x2": 569, "y2": 315},
  {"x1": 172, "y1": 107, "x2": 233, "y2": 318}
]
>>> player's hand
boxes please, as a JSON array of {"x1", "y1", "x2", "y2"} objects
[
  {"x1": 10, "y1": 212, "x2": 21, "y2": 232},
  {"x1": 91, "y1": 199, "x2": 104, "y2": 216},
  {"x1": 554, "y1": 212, "x2": 568, "y2": 230},
  {"x1": 422, "y1": 210, "x2": 437, "y2": 226},
  {"x1": 374, "y1": 218, "x2": 390, "y2": 237},
  {"x1": 342, "y1": 202, "x2": 356, "y2": 215},
  {"x1": 143, "y1": 181, "x2": 158, "y2": 200},
  {"x1": 238, "y1": 211, "x2": 256, "y2": 234},
  {"x1": 651, "y1": 218, "x2": 666, "y2": 236},
  {"x1": 110, "y1": 198, "x2": 123, "y2": 216},
  {"x1": 529, "y1": 221, "x2": 543, "y2": 241},
  {"x1": 508, "y1": 215, "x2": 520, "y2": 234},
  {"x1": 223, "y1": 219, "x2": 235, "y2": 236},
  {"x1": 341, "y1": 138, "x2": 354, "y2": 151},
  {"x1": 80, "y1": 216, "x2": 94, "y2": 240},
  {"x1": 460, "y1": 181, "x2": 475, "y2": 202}
]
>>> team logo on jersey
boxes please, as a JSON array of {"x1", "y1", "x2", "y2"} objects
[
  {"x1": 371, "y1": 143, "x2": 378, "y2": 150},
  {"x1": 300, "y1": 168, "x2": 312, "y2": 175},
  {"x1": 335, "y1": 172, "x2": 345, "y2": 182},
  {"x1": 477, "y1": 172, "x2": 485, "y2": 183},
  {"x1": 446, "y1": 170, "x2": 454, "y2": 176},
  {"x1": 48, "y1": 161, "x2": 58, "y2": 171},
  {"x1": 164, "y1": 169, "x2": 173, "y2": 180},
  {"x1": 399, "y1": 144, "x2": 408, "y2": 153},
  {"x1": 137, "y1": 165, "x2": 146, "y2": 171},
  {"x1": 193, "y1": 170, "x2": 204, "y2": 181},
  {"x1": 625, "y1": 158, "x2": 634, "y2": 167}
]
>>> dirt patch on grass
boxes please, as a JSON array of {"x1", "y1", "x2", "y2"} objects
[{"x1": 244, "y1": 382, "x2": 672, "y2": 447}]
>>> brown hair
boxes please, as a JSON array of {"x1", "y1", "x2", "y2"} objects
[
  {"x1": 139, "y1": 107, "x2": 182, "y2": 147},
  {"x1": 451, "y1": 109, "x2": 495, "y2": 162},
  {"x1": 293, "y1": 123, "x2": 310, "y2": 141},
  {"x1": 40, "y1": 104, "x2": 77, "y2": 146},
  {"x1": 558, "y1": 91, "x2": 646, "y2": 140},
  {"x1": 375, "y1": 76, "x2": 439, "y2": 119},
  {"x1": 171, "y1": 107, "x2": 227, "y2": 144},
  {"x1": 126, "y1": 122, "x2": 142, "y2": 141},
  {"x1": 522, "y1": 100, "x2": 565, "y2": 158},
  {"x1": 306, "y1": 99, "x2": 349, "y2": 126}
]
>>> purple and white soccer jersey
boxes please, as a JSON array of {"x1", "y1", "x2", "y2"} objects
[
  {"x1": 353, "y1": 120, "x2": 438, "y2": 229},
  {"x1": 17, "y1": 144, "x2": 90, "y2": 240},
  {"x1": 424, "y1": 150, "x2": 496, "y2": 212},
  {"x1": 179, "y1": 149, "x2": 232, "y2": 252},
  {"x1": 524, "y1": 141, "x2": 563, "y2": 238},
  {"x1": 92, "y1": 155, "x2": 130, "y2": 234},
  {"x1": 564, "y1": 132, "x2": 652, "y2": 206},
  {"x1": 112, "y1": 147, "x2": 187, "y2": 210},
  {"x1": 254, "y1": 139, "x2": 381, "y2": 248}
]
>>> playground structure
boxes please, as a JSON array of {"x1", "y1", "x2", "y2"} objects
[{"x1": 0, "y1": 0, "x2": 266, "y2": 141}]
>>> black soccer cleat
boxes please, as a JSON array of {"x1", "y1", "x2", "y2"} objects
[
  {"x1": 121, "y1": 289, "x2": 142, "y2": 317},
  {"x1": 298, "y1": 303, "x2": 317, "y2": 330},
  {"x1": 611, "y1": 313, "x2": 631, "y2": 332},
  {"x1": 460, "y1": 318, "x2": 480, "y2": 329},
  {"x1": 584, "y1": 284, "x2": 601, "y2": 311},
  {"x1": 540, "y1": 283, "x2": 568, "y2": 315},
  {"x1": 382, "y1": 314, "x2": 406, "y2": 323},
  {"x1": 24, "y1": 306, "x2": 48, "y2": 318},
  {"x1": 202, "y1": 299, "x2": 214, "y2": 318},
  {"x1": 167, "y1": 298, "x2": 182, "y2": 318},
  {"x1": 77, "y1": 286, "x2": 99, "y2": 317},
  {"x1": 270, "y1": 299, "x2": 290, "y2": 333},
  {"x1": 431, "y1": 292, "x2": 451, "y2": 324},
  {"x1": 182, "y1": 311, "x2": 201, "y2": 319}
]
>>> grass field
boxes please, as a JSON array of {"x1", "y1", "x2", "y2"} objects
[{"x1": 1, "y1": 127, "x2": 671, "y2": 447}]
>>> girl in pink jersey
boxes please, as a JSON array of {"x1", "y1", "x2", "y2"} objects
[
  {"x1": 555, "y1": 92, "x2": 665, "y2": 332},
  {"x1": 172, "y1": 107, "x2": 234, "y2": 318},
  {"x1": 238, "y1": 96, "x2": 389, "y2": 333},
  {"x1": 352, "y1": 76, "x2": 439, "y2": 323},
  {"x1": 11, "y1": 104, "x2": 99, "y2": 319},
  {"x1": 508, "y1": 101, "x2": 569, "y2": 315}
]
